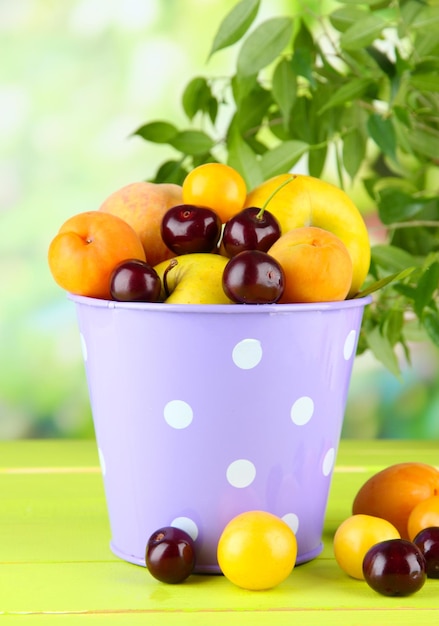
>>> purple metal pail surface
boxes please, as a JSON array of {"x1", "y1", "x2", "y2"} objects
[{"x1": 70, "y1": 295, "x2": 370, "y2": 573}]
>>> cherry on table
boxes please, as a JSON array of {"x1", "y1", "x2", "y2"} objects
[
  {"x1": 110, "y1": 259, "x2": 161, "y2": 302},
  {"x1": 222, "y1": 207, "x2": 281, "y2": 257},
  {"x1": 161, "y1": 204, "x2": 222, "y2": 255},
  {"x1": 145, "y1": 526, "x2": 196, "y2": 584},
  {"x1": 222, "y1": 249, "x2": 285, "y2": 304},
  {"x1": 362, "y1": 538, "x2": 426, "y2": 596},
  {"x1": 413, "y1": 527, "x2": 439, "y2": 578}
]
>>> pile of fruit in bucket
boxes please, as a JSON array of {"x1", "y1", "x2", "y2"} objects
[
  {"x1": 48, "y1": 163, "x2": 371, "y2": 305},
  {"x1": 145, "y1": 462, "x2": 439, "y2": 595},
  {"x1": 48, "y1": 165, "x2": 439, "y2": 595}
]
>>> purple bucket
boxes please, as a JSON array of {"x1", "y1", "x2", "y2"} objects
[{"x1": 70, "y1": 294, "x2": 371, "y2": 573}]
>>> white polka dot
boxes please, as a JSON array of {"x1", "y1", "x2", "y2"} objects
[
  {"x1": 80, "y1": 333, "x2": 87, "y2": 361},
  {"x1": 290, "y1": 396, "x2": 314, "y2": 426},
  {"x1": 164, "y1": 400, "x2": 193, "y2": 429},
  {"x1": 226, "y1": 459, "x2": 256, "y2": 488},
  {"x1": 322, "y1": 448, "x2": 335, "y2": 476},
  {"x1": 232, "y1": 339, "x2": 263, "y2": 370},
  {"x1": 343, "y1": 329, "x2": 357, "y2": 360},
  {"x1": 282, "y1": 513, "x2": 299, "y2": 535},
  {"x1": 171, "y1": 516, "x2": 199, "y2": 541},
  {"x1": 98, "y1": 447, "x2": 106, "y2": 477}
]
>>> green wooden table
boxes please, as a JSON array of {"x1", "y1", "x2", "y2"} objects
[{"x1": 1, "y1": 439, "x2": 438, "y2": 624}]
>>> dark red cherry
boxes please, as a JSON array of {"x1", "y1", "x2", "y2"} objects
[
  {"x1": 161, "y1": 204, "x2": 221, "y2": 254},
  {"x1": 222, "y1": 249, "x2": 285, "y2": 304},
  {"x1": 110, "y1": 259, "x2": 161, "y2": 302},
  {"x1": 222, "y1": 207, "x2": 281, "y2": 257},
  {"x1": 145, "y1": 526, "x2": 196, "y2": 584},
  {"x1": 362, "y1": 538, "x2": 426, "y2": 596},
  {"x1": 413, "y1": 527, "x2": 439, "y2": 578}
]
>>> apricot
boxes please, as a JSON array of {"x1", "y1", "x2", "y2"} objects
[
  {"x1": 352, "y1": 463, "x2": 439, "y2": 539},
  {"x1": 245, "y1": 173, "x2": 370, "y2": 297},
  {"x1": 99, "y1": 181, "x2": 183, "y2": 267},
  {"x1": 48, "y1": 210, "x2": 146, "y2": 299},
  {"x1": 407, "y1": 495, "x2": 439, "y2": 541},
  {"x1": 267, "y1": 226, "x2": 353, "y2": 303}
]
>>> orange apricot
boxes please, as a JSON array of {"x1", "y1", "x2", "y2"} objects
[
  {"x1": 48, "y1": 210, "x2": 146, "y2": 299},
  {"x1": 352, "y1": 462, "x2": 439, "y2": 539},
  {"x1": 408, "y1": 495, "x2": 439, "y2": 541},
  {"x1": 267, "y1": 226, "x2": 353, "y2": 303}
]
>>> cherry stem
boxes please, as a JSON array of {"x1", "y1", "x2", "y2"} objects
[
  {"x1": 256, "y1": 176, "x2": 295, "y2": 220},
  {"x1": 163, "y1": 258, "x2": 178, "y2": 298}
]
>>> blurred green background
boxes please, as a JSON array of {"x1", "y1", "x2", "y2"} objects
[{"x1": 1, "y1": 0, "x2": 439, "y2": 440}]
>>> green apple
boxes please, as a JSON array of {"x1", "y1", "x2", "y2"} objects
[{"x1": 154, "y1": 253, "x2": 232, "y2": 304}]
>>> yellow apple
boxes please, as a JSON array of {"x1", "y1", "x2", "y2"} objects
[
  {"x1": 154, "y1": 253, "x2": 232, "y2": 304},
  {"x1": 99, "y1": 181, "x2": 183, "y2": 267},
  {"x1": 244, "y1": 173, "x2": 370, "y2": 297}
]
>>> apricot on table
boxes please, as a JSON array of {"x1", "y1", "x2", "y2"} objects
[
  {"x1": 48, "y1": 210, "x2": 146, "y2": 300},
  {"x1": 352, "y1": 462, "x2": 439, "y2": 539},
  {"x1": 268, "y1": 226, "x2": 353, "y2": 303},
  {"x1": 407, "y1": 495, "x2": 439, "y2": 541}
]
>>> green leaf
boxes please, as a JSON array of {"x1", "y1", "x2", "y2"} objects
[
  {"x1": 393, "y1": 105, "x2": 411, "y2": 128},
  {"x1": 209, "y1": 0, "x2": 260, "y2": 57},
  {"x1": 367, "y1": 114, "x2": 397, "y2": 161},
  {"x1": 235, "y1": 85, "x2": 272, "y2": 135},
  {"x1": 343, "y1": 128, "x2": 366, "y2": 179},
  {"x1": 413, "y1": 30, "x2": 439, "y2": 57},
  {"x1": 340, "y1": 14, "x2": 386, "y2": 50},
  {"x1": 423, "y1": 310, "x2": 439, "y2": 347},
  {"x1": 227, "y1": 119, "x2": 263, "y2": 189},
  {"x1": 182, "y1": 77, "x2": 211, "y2": 120},
  {"x1": 406, "y1": 127, "x2": 439, "y2": 161},
  {"x1": 329, "y1": 6, "x2": 368, "y2": 33},
  {"x1": 337, "y1": 0, "x2": 388, "y2": 4},
  {"x1": 411, "y1": 5, "x2": 439, "y2": 30},
  {"x1": 414, "y1": 262, "x2": 439, "y2": 319},
  {"x1": 355, "y1": 266, "x2": 416, "y2": 298},
  {"x1": 365, "y1": 45, "x2": 395, "y2": 77},
  {"x1": 308, "y1": 145, "x2": 327, "y2": 179},
  {"x1": 384, "y1": 309, "x2": 404, "y2": 347},
  {"x1": 231, "y1": 73, "x2": 258, "y2": 104},
  {"x1": 169, "y1": 130, "x2": 215, "y2": 155},
  {"x1": 272, "y1": 58, "x2": 297, "y2": 128},
  {"x1": 318, "y1": 78, "x2": 374, "y2": 114},
  {"x1": 152, "y1": 160, "x2": 187, "y2": 185},
  {"x1": 259, "y1": 140, "x2": 308, "y2": 179},
  {"x1": 377, "y1": 188, "x2": 430, "y2": 225},
  {"x1": 410, "y1": 72, "x2": 439, "y2": 93},
  {"x1": 371, "y1": 244, "x2": 418, "y2": 273},
  {"x1": 366, "y1": 325, "x2": 401, "y2": 378},
  {"x1": 237, "y1": 17, "x2": 294, "y2": 77},
  {"x1": 132, "y1": 121, "x2": 178, "y2": 143}
]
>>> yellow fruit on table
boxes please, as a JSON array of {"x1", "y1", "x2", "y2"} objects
[
  {"x1": 333, "y1": 514, "x2": 400, "y2": 579},
  {"x1": 217, "y1": 510, "x2": 297, "y2": 590},
  {"x1": 244, "y1": 173, "x2": 370, "y2": 297}
]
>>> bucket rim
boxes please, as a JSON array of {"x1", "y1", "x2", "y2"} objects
[{"x1": 68, "y1": 293, "x2": 372, "y2": 314}]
